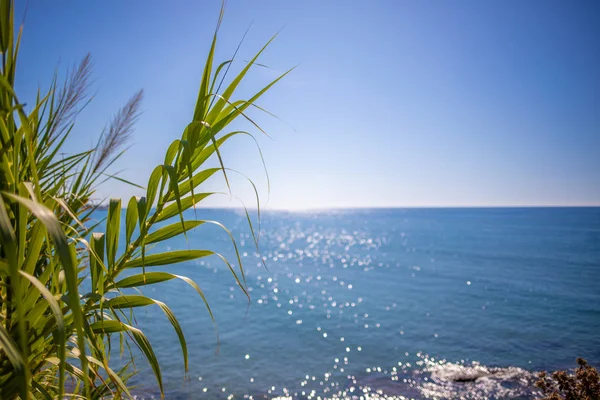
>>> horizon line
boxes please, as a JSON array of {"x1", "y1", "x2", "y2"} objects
[{"x1": 92, "y1": 204, "x2": 600, "y2": 211}]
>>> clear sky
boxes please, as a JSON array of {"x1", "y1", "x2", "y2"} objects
[{"x1": 14, "y1": 1, "x2": 600, "y2": 209}]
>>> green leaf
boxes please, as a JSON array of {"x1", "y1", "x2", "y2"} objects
[
  {"x1": 0, "y1": 194, "x2": 17, "y2": 265},
  {"x1": 110, "y1": 271, "x2": 214, "y2": 320},
  {"x1": 105, "y1": 198, "x2": 121, "y2": 270},
  {"x1": 45, "y1": 357, "x2": 89, "y2": 387},
  {"x1": 214, "y1": 66, "x2": 294, "y2": 134},
  {"x1": 83, "y1": 355, "x2": 131, "y2": 398},
  {"x1": 31, "y1": 380, "x2": 54, "y2": 400},
  {"x1": 90, "y1": 321, "x2": 164, "y2": 396},
  {"x1": 145, "y1": 220, "x2": 204, "y2": 244},
  {"x1": 90, "y1": 232, "x2": 105, "y2": 295},
  {"x1": 166, "y1": 168, "x2": 219, "y2": 202},
  {"x1": 192, "y1": 7, "x2": 222, "y2": 123},
  {"x1": 145, "y1": 165, "x2": 163, "y2": 215},
  {"x1": 102, "y1": 173, "x2": 145, "y2": 189},
  {"x1": 125, "y1": 196, "x2": 139, "y2": 246},
  {"x1": 154, "y1": 300, "x2": 189, "y2": 372},
  {"x1": 1, "y1": 192, "x2": 90, "y2": 396},
  {"x1": 190, "y1": 131, "x2": 239, "y2": 172},
  {"x1": 53, "y1": 196, "x2": 85, "y2": 229},
  {"x1": 21, "y1": 220, "x2": 45, "y2": 276},
  {"x1": 136, "y1": 196, "x2": 147, "y2": 230},
  {"x1": 0, "y1": 0, "x2": 11, "y2": 53},
  {"x1": 129, "y1": 325, "x2": 163, "y2": 396},
  {"x1": 112, "y1": 271, "x2": 178, "y2": 287},
  {"x1": 103, "y1": 294, "x2": 154, "y2": 309},
  {"x1": 89, "y1": 319, "x2": 128, "y2": 334},
  {"x1": 162, "y1": 164, "x2": 187, "y2": 240},
  {"x1": 100, "y1": 295, "x2": 189, "y2": 371},
  {"x1": 155, "y1": 192, "x2": 213, "y2": 222},
  {"x1": 164, "y1": 139, "x2": 180, "y2": 166},
  {"x1": 204, "y1": 33, "x2": 279, "y2": 125},
  {"x1": 19, "y1": 270, "x2": 66, "y2": 397},
  {"x1": 0, "y1": 324, "x2": 25, "y2": 377},
  {"x1": 123, "y1": 249, "x2": 213, "y2": 269}
]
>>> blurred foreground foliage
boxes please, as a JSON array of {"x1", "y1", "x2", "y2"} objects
[{"x1": 0, "y1": 0, "x2": 290, "y2": 398}]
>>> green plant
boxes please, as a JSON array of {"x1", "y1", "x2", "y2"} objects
[
  {"x1": 0, "y1": 1, "x2": 291, "y2": 398},
  {"x1": 536, "y1": 358, "x2": 600, "y2": 400}
]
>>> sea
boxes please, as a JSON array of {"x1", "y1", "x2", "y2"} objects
[{"x1": 99, "y1": 207, "x2": 600, "y2": 399}]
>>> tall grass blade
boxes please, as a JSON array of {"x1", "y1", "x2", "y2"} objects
[{"x1": 123, "y1": 249, "x2": 213, "y2": 269}]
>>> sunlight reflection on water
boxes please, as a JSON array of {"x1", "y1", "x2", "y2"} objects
[{"x1": 119, "y1": 208, "x2": 599, "y2": 399}]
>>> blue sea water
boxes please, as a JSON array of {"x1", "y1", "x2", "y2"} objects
[{"x1": 101, "y1": 208, "x2": 600, "y2": 399}]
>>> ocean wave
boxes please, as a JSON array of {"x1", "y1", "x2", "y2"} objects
[{"x1": 416, "y1": 358, "x2": 538, "y2": 399}]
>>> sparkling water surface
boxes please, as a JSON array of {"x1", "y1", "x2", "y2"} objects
[{"x1": 100, "y1": 208, "x2": 600, "y2": 399}]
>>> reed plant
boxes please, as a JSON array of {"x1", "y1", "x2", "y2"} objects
[{"x1": 0, "y1": 1, "x2": 290, "y2": 398}]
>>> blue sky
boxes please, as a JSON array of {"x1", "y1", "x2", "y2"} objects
[{"x1": 15, "y1": 1, "x2": 600, "y2": 209}]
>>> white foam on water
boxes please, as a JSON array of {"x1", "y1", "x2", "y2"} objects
[{"x1": 418, "y1": 358, "x2": 538, "y2": 399}]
